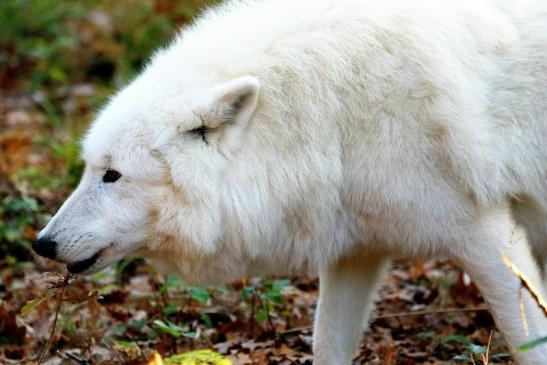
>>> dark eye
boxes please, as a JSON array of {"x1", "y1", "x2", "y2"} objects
[
  {"x1": 189, "y1": 125, "x2": 208, "y2": 143},
  {"x1": 103, "y1": 169, "x2": 121, "y2": 183}
]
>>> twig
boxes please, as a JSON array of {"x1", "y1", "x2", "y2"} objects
[
  {"x1": 37, "y1": 273, "x2": 72, "y2": 365},
  {"x1": 256, "y1": 295, "x2": 275, "y2": 335},
  {"x1": 280, "y1": 325, "x2": 312, "y2": 335},
  {"x1": 65, "y1": 351, "x2": 91, "y2": 365},
  {"x1": 469, "y1": 352, "x2": 477, "y2": 365},
  {"x1": 501, "y1": 253, "x2": 547, "y2": 318},
  {"x1": 249, "y1": 293, "x2": 256, "y2": 337},
  {"x1": 518, "y1": 288, "x2": 529, "y2": 337},
  {"x1": 484, "y1": 330, "x2": 494, "y2": 365},
  {"x1": 280, "y1": 306, "x2": 489, "y2": 335},
  {"x1": 373, "y1": 305, "x2": 489, "y2": 320}
]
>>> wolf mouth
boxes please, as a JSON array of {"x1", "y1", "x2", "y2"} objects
[{"x1": 66, "y1": 252, "x2": 100, "y2": 274}]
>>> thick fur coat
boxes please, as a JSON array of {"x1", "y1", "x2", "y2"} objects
[{"x1": 36, "y1": 0, "x2": 547, "y2": 363}]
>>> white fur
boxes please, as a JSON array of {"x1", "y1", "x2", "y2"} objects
[{"x1": 39, "y1": 0, "x2": 547, "y2": 363}]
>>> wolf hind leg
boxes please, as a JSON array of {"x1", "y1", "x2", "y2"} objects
[
  {"x1": 512, "y1": 196, "x2": 547, "y2": 294},
  {"x1": 452, "y1": 205, "x2": 547, "y2": 365}
]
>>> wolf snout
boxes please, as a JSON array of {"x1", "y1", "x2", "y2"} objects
[
  {"x1": 32, "y1": 236, "x2": 57, "y2": 260},
  {"x1": 66, "y1": 252, "x2": 100, "y2": 274}
]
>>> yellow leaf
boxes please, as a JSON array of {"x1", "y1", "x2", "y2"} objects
[
  {"x1": 164, "y1": 349, "x2": 232, "y2": 365},
  {"x1": 148, "y1": 352, "x2": 165, "y2": 365}
]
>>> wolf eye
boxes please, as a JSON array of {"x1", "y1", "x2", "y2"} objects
[
  {"x1": 103, "y1": 169, "x2": 121, "y2": 183},
  {"x1": 189, "y1": 125, "x2": 208, "y2": 143}
]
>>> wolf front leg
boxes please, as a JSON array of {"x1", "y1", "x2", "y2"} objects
[
  {"x1": 453, "y1": 206, "x2": 547, "y2": 365},
  {"x1": 313, "y1": 252, "x2": 388, "y2": 365}
]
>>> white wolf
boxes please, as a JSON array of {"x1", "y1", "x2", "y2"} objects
[{"x1": 34, "y1": 0, "x2": 547, "y2": 363}]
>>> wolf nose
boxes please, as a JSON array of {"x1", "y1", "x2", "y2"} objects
[{"x1": 32, "y1": 236, "x2": 57, "y2": 260}]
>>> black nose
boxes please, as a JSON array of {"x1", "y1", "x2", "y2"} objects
[{"x1": 32, "y1": 237, "x2": 57, "y2": 260}]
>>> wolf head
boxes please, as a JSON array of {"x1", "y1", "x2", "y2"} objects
[
  {"x1": 33, "y1": 0, "x2": 352, "y2": 283},
  {"x1": 34, "y1": 63, "x2": 261, "y2": 281}
]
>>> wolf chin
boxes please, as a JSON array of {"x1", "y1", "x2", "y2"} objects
[{"x1": 34, "y1": 0, "x2": 547, "y2": 363}]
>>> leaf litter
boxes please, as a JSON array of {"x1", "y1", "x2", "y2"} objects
[{"x1": 0, "y1": 258, "x2": 515, "y2": 364}]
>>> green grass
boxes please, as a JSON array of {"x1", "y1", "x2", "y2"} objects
[{"x1": 1, "y1": 0, "x2": 217, "y2": 95}]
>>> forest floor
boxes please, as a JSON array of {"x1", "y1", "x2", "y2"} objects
[
  {"x1": 0, "y1": 1, "x2": 516, "y2": 364},
  {"x1": 1, "y1": 252, "x2": 513, "y2": 364}
]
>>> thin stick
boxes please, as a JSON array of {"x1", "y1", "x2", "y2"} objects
[
  {"x1": 249, "y1": 293, "x2": 256, "y2": 337},
  {"x1": 483, "y1": 330, "x2": 494, "y2": 365},
  {"x1": 469, "y1": 352, "x2": 477, "y2": 365},
  {"x1": 374, "y1": 305, "x2": 489, "y2": 319},
  {"x1": 518, "y1": 288, "x2": 529, "y2": 337},
  {"x1": 281, "y1": 305, "x2": 490, "y2": 335},
  {"x1": 37, "y1": 273, "x2": 72, "y2": 365},
  {"x1": 256, "y1": 295, "x2": 275, "y2": 335}
]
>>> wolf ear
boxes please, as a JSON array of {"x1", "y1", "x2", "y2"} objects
[{"x1": 206, "y1": 76, "x2": 260, "y2": 128}]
